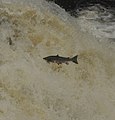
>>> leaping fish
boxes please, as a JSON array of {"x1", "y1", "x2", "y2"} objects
[{"x1": 43, "y1": 55, "x2": 78, "y2": 65}]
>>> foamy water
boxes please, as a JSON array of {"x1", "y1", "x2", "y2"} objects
[
  {"x1": 0, "y1": 1, "x2": 115, "y2": 120},
  {"x1": 77, "y1": 5, "x2": 115, "y2": 41}
]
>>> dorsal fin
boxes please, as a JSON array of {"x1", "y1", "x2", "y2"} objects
[{"x1": 56, "y1": 54, "x2": 59, "y2": 56}]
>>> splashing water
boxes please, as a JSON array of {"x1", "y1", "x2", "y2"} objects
[
  {"x1": 77, "y1": 4, "x2": 115, "y2": 41},
  {"x1": 0, "y1": 1, "x2": 115, "y2": 120}
]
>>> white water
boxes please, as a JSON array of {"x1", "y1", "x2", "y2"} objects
[
  {"x1": 77, "y1": 5, "x2": 115, "y2": 41},
  {"x1": 0, "y1": 1, "x2": 115, "y2": 120}
]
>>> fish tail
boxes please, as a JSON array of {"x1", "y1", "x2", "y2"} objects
[{"x1": 71, "y1": 55, "x2": 78, "y2": 64}]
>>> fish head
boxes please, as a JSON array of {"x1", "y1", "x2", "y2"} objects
[
  {"x1": 43, "y1": 57, "x2": 47, "y2": 60},
  {"x1": 43, "y1": 56, "x2": 52, "y2": 63}
]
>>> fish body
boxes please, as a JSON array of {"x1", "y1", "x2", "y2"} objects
[{"x1": 43, "y1": 55, "x2": 78, "y2": 65}]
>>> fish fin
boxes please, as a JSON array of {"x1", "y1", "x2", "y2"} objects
[
  {"x1": 56, "y1": 54, "x2": 59, "y2": 56},
  {"x1": 71, "y1": 55, "x2": 78, "y2": 64}
]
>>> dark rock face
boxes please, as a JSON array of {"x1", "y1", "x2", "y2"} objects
[{"x1": 47, "y1": 0, "x2": 115, "y2": 11}]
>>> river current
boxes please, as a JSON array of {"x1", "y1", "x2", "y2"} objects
[{"x1": 0, "y1": 0, "x2": 115, "y2": 120}]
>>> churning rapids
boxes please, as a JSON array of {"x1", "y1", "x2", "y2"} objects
[{"x1": 0, "y1": 0, "x2": 115, "y2": 120}]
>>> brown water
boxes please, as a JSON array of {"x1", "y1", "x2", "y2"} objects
[{"x1": 0, "y1": 1, "x2": 115, "y2": 120}]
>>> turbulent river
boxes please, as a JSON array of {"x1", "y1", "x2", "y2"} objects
[{"x1": 0, "y1": 0, "x2": 115, "y2": 120}]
